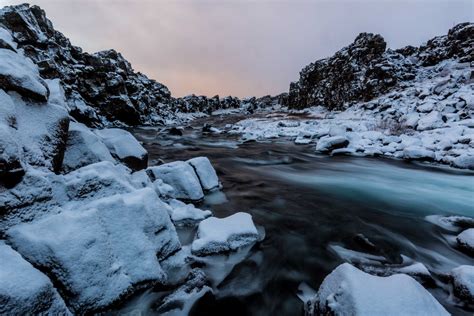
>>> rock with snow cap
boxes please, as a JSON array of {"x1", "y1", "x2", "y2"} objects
[
  {"x1": 316, "y1": 135, "x2": 350, "y2": 153},
  {"x1": 147, "y1": 161, "x2": 204, "y2": 201},
  {"x1": 62, "y1": 122, "x2": 115, "y2": 172},
  {"x1": 306, "y1": 263, "x2": 449, "y2": 315},
  {"x1": 451, "y1": 265, "x2": 474, "y2": 304},
  {"x1": 456, "y1": 228, "x2": 474, "y2": 255},
  {"x1": 187, "y1": 156, "x2": 220, "y2": 191},
  {"x1": 94, "y1": 128, "x2": 148, "y2": 171},
  {"x1": 191, "y1": 212, "x2": 260, "y2": 256},
  {"x1": 0, "y1": 241, "x2": 71, "y2": 315},
  {"x1": 6, "y1": 188, "x2": 180, "y2": 314}
]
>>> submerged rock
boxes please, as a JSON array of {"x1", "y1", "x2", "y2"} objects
[
  {"x1": 191, "y1": 212, "x2": 259, "y2": 256},
  {"x1": 306, "y1": 263, "x2": 448, "y2": 315}
]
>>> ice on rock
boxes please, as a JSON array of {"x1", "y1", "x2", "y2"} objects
[
  {"x1": 168, "y1": 199, "x2": 212, "y2": 225},
  {"x1": 451, "y1": 265, "x2": 474, "y2": 303},
  {"x1": 148, "y1": 161, "x2": 204, "y2": 201},
  {"x1": 0, "y1": 241, "x2": 71, "y2": 315},
  {"x1": 191, "y1": 212, "x2": 259, "y2": 256},
  {"x1": 0, "y1": 49, "x2": 49, "y2": 101},
  {"x1": 307, "y1": 263, "x2": 449, "y2": 316},
  {"x1": 315, "y1": 135, "x2": 349, "y2": 153},
  {"x1": 187, "y1": 156, "x2": 220, "y2": 191},
  {"x1": 62, "y1": 122, "x2": 115, "y2": 172},
  {"x1": 94, "y1": 128, "x2": 148, "y2": 171},
  {"x1": 6, "y1": 188, "x2": 180, "y2": 313},
  {"x1": 456, "y1": 228, "x2": 474, "y2": 255}
]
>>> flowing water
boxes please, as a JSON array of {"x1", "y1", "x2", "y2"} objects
[{"x1": 128, "y1": 116, "x2": 474, "y2": 315}]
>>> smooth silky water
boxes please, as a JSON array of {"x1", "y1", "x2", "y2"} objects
[{"x1": 124, "y1": 117, "x2": 474, "y2": 315}]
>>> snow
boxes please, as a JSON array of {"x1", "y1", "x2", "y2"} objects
[
  {"x1": 6, "y1": 188, "x2": 180, "y2": 313},
  {"x1": 227, "y1": 60, "x2": 474, "y2": 169},
  {"x1": 167, "y1": 198, "x2": 212, "y2": 225},
  {"x1": 0, "y1": 49, "x2": 48, "y2": 101},
  {"x1": 94, "y1": 128, "x2": 148, "y2": 171},
  {"x1": 456, "y1": 228, "x2": 474, "y2": 254},
  {"x1": 62, "y1": 122, "x2": 115, "y2": 172},
  {"x1": 307, "y1": 263, "x2": 449, "y2": 315},
  {"x1": 0, "y1": 241, "x2": 71, "y2": 315},
  {"x1": 191, "y1": 212, "x2": 259, "y2": 256},
  {"x1": 0, "y1": 26, "x2": 17, "y2": 50},
  {"x1": 451, "y1": 265, "x2": 474, "y2": 303},
  {"x1": 425, "y1": 215, "x2": 474, "y2": 232},
  {"x1": 147, "y1": 161, "x2": 204, "y2": 201},
  {"x1": 187, "y1": 156, "x2": 220, "y2": 191}
]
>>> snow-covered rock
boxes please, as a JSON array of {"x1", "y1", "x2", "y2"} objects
[
  {"x1": 187, "y1": 156, "x2": 220, "y2": 191},
  {"x1": 168, "y1": 199, "x2": 212, "y2": 225},
  {"x1": 452, "y1": 154, "x2": 474, "y2": 170},
  {"x1": 0, "y1": 48, "x2": 49, "y2": 101},
  {"x1": 6, "y1": 188, "x2": 180, "y2": 313},
  {"x1": 451, "y1": 265, "x2": 474, "y2": 303},
  {"x1": 456, "y1": 228, "x2": 474, "y2": 255},
  {"x1": 62, "y1": 122, "x2": 114, "y2": 172},
  {"x1": 417, "y1": 111, "x2": 444, "y2": 131},
  {"x1": 94, "y1": 128, "x2": 148, "y2": 171},
  {"x1": 316, "y1": 135, "x2": 349, "y2": 153},
  {"x1": 191, "y1": 212, "x2": 259, "y2": 256},
  {"x1": 147, "y1": 161, "x2": 204, "y2": 201},
  {"x1": 306, "y1": 263, "x2": 449, "y2": 315},
  {"x1": 0, "y1": 241, "x2": 71, "y2": 315},
  {"x1": 403, "y1": 146, "x2": 436, "y2": 161}
]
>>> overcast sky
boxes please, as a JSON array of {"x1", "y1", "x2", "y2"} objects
[{"x1": 1, "y1": 0, "x2": 472, "y2": 97}]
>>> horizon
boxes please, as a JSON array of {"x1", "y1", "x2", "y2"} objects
[{"x1": 1, "y1": 0, "x2": 472, "y2": 98}]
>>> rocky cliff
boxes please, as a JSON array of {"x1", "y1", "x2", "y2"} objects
[{"x1": 287, "y1": 23, "x2": 473, "y2": 110}]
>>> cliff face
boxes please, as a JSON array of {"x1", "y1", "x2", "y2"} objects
[{"x1": 287, "y1": 23, "x2": 473, "y2": 110}]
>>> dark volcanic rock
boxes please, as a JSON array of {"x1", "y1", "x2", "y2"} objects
[
  {"x1": 287, "y1": 23, "x2": 473, "y2": 110},
  {"x1": 0, "y1": 4, "x2": 172, "y2": 126}
]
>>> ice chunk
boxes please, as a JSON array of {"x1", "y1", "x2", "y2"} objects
[
  {"x1": 0, "y1": 241, "x2": 71, "y2": 315},
  {"x1": 62, "y1": 122, "x2": 115, "y2": 172},
  {"x1": 147, "y1": 161, "x2": 204, "y2": 201},
  {"x1": 95, "y1": 128, "x2": 148, "y2": 171},
  {"x1": 187, "y1": 156, "x2": 220, "y2": 191},
  {"x1": 7, "y1": 188, "x2": 180, "y2": 313},
  {"x1": 451, "y1": 265, "x2": 474, "y2": 303},
  {"x1": 191, "y1": 212, "x2": 259, "y2": 256},
  {"x1": 307, "y1": 263, "x2": 449, "y2": 315}
]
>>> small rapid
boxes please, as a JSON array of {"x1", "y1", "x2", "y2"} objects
[{"x1": 127, "y1": 117, "x2": 474, "y2": 315}]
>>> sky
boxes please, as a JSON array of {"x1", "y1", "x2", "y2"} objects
[{"x1": 1, "y1": 0, "x2": 472, "y2": 97}]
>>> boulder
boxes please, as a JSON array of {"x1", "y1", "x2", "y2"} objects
[
  {"x1": 403, "y1": 147, "x2": 436, "y2": 161},
  {"x1": 187, "y1": 157, "x2": 220, "y2": 191},
  {"x1": 191, "y1": 212, "x2": 259, "y2": 256},
  {"x1": 451, "y1": 265, "x2": 474, "y2": 304},
  {"x1": 62, "y1": 122, "x2": 115, "y2": 172},
  {"x1": 316, "y1": 136, "x2": 350, "y2": 153},
  {"x1": 452, "y1": 154, "x2": 474, "y2": 170},
  {"x1": 306, "y1": 263, "x2": 448, "y2": 315},
  {"x1": 167, "y1": 199, "x2": 212, "y2": 225},
  {"x1": 0, "y1": 241, "x2": 71, "y2": 315},
  {"x1": 147, "y1": 161, "x2": 204, "y2": 201},
  {"x1": 7, "y1": 188, "x2": 180, "y2": 313},
  {"x1": 0, "y1": 48, "x2": 49, "y2": 102},
  {"x1": 94, "y1": 128, "x2": 148, "y2": 171},
  {"x1": 456, "y1": 228, "x2": 474, "y2": 255}
]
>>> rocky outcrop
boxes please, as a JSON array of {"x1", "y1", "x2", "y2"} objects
[
  {"x1": 287, "y1": 23, "x2": 473, "y2": 110},
  {"x1": 0, "y1": 4, "x2": 172, "y2": 126}
]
